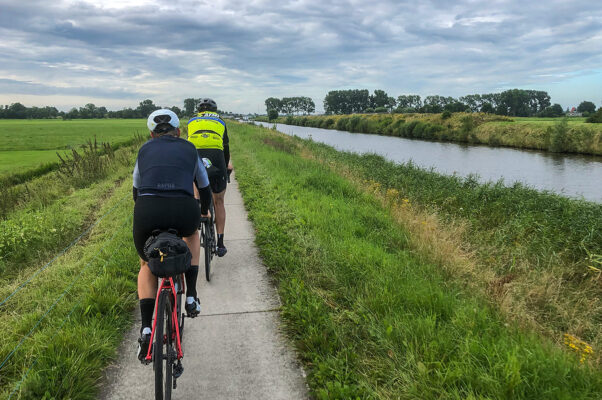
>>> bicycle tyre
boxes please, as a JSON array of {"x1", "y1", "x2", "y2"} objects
[
  {"x1": 154, "y1": 290, "x2": 173, "y2": 400},
  {"x1": 204, "y1": 220, "x2": 212, "y2": 281}
]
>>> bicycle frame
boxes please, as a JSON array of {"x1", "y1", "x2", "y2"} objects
[{"x1": 145, "y1": 275, "x2": 185, "y2": 362}]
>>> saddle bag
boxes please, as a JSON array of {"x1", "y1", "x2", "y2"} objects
[{"x1": 143, "y1": 229, "x2": 191, "y2": 277}]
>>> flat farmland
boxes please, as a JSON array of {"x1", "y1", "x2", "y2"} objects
[{"x1": 0, "y1": 119, "x2": 147, "y2": 175}]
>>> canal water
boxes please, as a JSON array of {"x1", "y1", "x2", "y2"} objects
[{"x1": 255, "y1": 122, "x2": 602, "y2": 203}]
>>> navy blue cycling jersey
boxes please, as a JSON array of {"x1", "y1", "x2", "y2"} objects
[{"x1": 133, "y1": 135, "x2": 210, "y2": 198}]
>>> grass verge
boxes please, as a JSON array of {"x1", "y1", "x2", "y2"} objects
[
  {"x1": 229, "y1": 122, "x2": 602, "y2": 399},
  {"x1": 0, "y1": 178, "x2": 138, "y2": 399},
  {"x1": 296, "y1": 130, "x2": 602, "y2": 359}
]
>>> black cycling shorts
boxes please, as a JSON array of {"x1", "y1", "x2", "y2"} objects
[
  {"x1": 198, "y1": 148, "x2": 227, "y2": 194},
  {"x1": 133, "y1": 196, "x2": 200, "y2": 261}
]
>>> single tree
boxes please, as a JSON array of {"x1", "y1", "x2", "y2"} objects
[
  {"x1": 183, "y1": 98, "x2": 199, "y2": 116},
  {"x1": 265, "y1": 97, "x2": 282, "y2": 114},
  {"x1": 577, "y1": 101, "x2": 596, "y2": 114},
  {"x1": 169, "y1": 106, "x2": 183, "y2": 117},
  {"x1": 480, "y1": 103, "x2": 494, "y2": 113},
  {"x1": 137, "y1": 99, "x2": 159, "y2": 118},
  {"x1": 538, "y1": 103, "x2": 564, "y2": 117},
  {"x1": 370, "y1": 89, "x2": 390, "y2": 109}
]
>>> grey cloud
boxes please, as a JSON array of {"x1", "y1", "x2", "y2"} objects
[
  {"x1": 0, "y1": 0, "x2": 600, "y2": 111},
  {"x1": 0, "y1": 78, "x2": 143, "y2": 98}
]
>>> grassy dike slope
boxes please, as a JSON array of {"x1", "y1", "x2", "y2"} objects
[
  {"x1": 229, "y1": 122, "x2": 601, "y2": 399},
  {"x1": 0, "y1": 152, "x2": 139, "y2": 398},
  {"x1": 262, "y1": 113, "x2": 602, "y2": 156}
]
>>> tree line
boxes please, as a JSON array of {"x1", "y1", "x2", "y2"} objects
[
  {"x1": 321, "y1": 89, "x2": 598, "y2": 117},
  {"x1": 0, "y1": 98, "x2": 231, "y2": 120}
]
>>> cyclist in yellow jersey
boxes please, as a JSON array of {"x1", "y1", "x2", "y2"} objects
[{"x1": 187, "y1": 98, "x2": 232, "y2": 257}]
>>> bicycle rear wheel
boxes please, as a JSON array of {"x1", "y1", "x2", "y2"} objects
[
  {"x1": 201, "y1": 220, "x2": 212, "y2": 281},
  {"x1": 154, "y1": 290, "x2": 173, "y2": 400}
]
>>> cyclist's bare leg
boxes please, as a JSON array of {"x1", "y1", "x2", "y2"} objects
[
  {"x1": 213, "y1": 190, "x2": 226, "y2": 235},
  {"x1": 183, "y1": 231, "x2": 200, "y2": 266},
  {"x1": 137, "y1": 258, "x2": 156, "y2": 360},
  {"x1": 183, "y1": 230, "x2": 202, "y2": 315},
  {"x1": 138, "y1": 258, "x2": 157, "y2": 299}
]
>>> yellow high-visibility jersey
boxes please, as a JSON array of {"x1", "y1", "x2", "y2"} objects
[{"x1": 187, "y1": 111, "x2": 226, "y2": 150}]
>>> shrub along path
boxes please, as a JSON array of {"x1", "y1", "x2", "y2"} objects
[{"x1": 99, "y1": 175, "x2": 309, "y2": 399}]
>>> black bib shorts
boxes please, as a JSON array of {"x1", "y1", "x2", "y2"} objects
[
  {"x1": 197, "y1": 148, "x2": 227, "y2": 193},
  {"x1": 133, "y1": 196, "x2": 200, "y2": 261}
]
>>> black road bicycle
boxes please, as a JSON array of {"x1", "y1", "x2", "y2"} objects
[{"x1": 199, "y1": 200, "x2": 216, "y2": 281}]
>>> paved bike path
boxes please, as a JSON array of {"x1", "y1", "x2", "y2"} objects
[{"x1": 99, "y1": 176, "x2": 309, "y2": 399}]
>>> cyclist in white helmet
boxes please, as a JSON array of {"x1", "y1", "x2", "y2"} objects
[{"x1": 132, "y1": 109, "x2": 212, "y2": 362}]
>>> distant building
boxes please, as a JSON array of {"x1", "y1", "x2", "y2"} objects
[{"x1": 567, "y1": 107, "x2": 582, "y2": 117}]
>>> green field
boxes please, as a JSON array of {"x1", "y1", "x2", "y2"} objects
[
  {"x1": 0, "y1": 150, "x2": 61, "y2": 175},
  {"x1": 0, "y1": 119, "x2": 147, "y2": 175}
]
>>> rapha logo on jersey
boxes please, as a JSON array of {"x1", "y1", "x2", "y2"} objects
[{"x1": 157, "y1": 182, "x2": 175, "y2": 189}]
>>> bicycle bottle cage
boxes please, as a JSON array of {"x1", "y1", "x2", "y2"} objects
[
  {"x1": 200, "y1": 157, "x2": 221, "y2": 179},
  {"x1": 143, "y1": 230, "x2": 191, "y2": 277}
]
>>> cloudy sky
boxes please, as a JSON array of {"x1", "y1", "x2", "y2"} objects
[{"x1": 0, "y1": 0, "x2": 601, "y2": 113}]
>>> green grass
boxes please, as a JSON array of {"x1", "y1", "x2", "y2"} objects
[
  {"x1": 0, "y1": 176, "x2": 138, "y2": 399},
  {"x1": 0, "y1": 119, "x2": 148, "y2": 175},
  {"x1": 0, "y1": 151, "x2": 61, "y2": 176},
  {"x1": 0, "y1": 164, "x2": 132, "y2": 276},
  {"x1": 0, "y1": 126, "x2": 152, "y2": 398},
  {"x1": 0, "y1": 119, "x2": 146, "y2": 151},
  {"x1": 230, "y1": 122, "x2": 601, "y2": 399},
  {"x1": 299, "y1": 137, "x2": 602, "y2": 355}
]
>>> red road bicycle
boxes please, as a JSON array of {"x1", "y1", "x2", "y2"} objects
[{"x1": 144, "y1": 273, "x2": 186, "y2": 400}]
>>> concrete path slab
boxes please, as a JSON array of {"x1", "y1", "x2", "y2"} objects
[{"x1": 99, "y1": 176, "x2": 308, "y2": 400}]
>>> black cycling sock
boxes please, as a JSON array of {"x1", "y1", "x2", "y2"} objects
[
  {"x1": 185, "y1": 265, "x2": 199, "y2": 298},
  {"x1": 217, "y1": 234, "x2": 224, "y2": 248},
  {"x1": 140, "y1": 298, "x2": 155, "y2": 331}
]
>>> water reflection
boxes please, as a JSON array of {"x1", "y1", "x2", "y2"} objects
[{"x1": 255, "y1": 122, "x2": 602, "y2": 203}]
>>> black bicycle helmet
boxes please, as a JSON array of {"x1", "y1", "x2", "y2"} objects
[{"x1": 197, "y1": 98, "x2": 218, "y2": 112}]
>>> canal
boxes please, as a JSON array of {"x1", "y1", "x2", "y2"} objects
[{"x1": 255, "y1": 122, "x2": 602, "y2": 202}]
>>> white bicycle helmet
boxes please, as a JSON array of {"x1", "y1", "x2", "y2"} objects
[{"x1": 147, "y1": 109, "x2": 180, "y2": 133}]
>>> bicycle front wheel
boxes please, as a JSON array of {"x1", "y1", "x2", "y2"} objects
[{"x1": 154, "y1": 290, "x2": 173, "y2": 400}]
